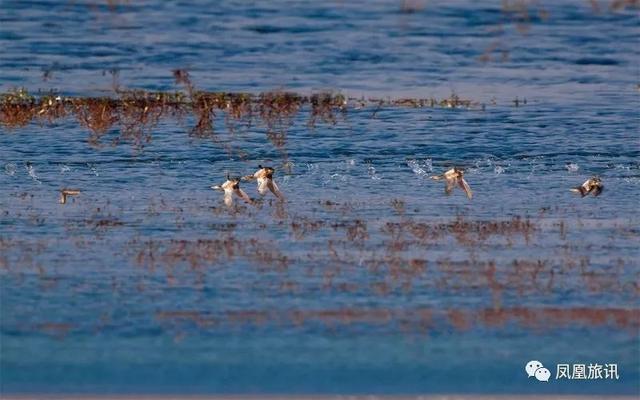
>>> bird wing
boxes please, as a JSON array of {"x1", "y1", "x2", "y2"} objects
[
  {"x1": 268, "y1": 180, "x2": 285, "y2": 200},
  {"x1": 458, "y1": 177, "x2": 473, "y2": 199},
  {"x1": 223, "y1": 192, "x2": 233, "y2": 207},
  {"x1": 257, "y1": 179, "x2": 269, "y2": 195},
  {"x1": 570, "y1": 186, "x2": 587, "y2": 197},
  {"x1": 445, "y1": 178, "x2": 455, "y2": 195},
  {"x1": 592, "y1": 184, "x2": 603, "y2": 197},
  {"x1": 234, "y1": 188, "x2": 253, "y2": 204}
]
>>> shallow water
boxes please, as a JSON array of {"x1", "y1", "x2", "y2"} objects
[{"x1": 1, "y1": 0, "x2": 639, "y2": 396}]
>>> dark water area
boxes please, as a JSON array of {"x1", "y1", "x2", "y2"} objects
[{"x1": 0, "y1": 0, "x2": 639, "y2": 396}]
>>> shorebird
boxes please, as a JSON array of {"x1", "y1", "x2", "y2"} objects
[
  {"x1": 211, "y1": 175, "x2": 253, "y2": 206},
  {"x1": 570, "y1": 176, "x2": 603, "y2": 197},
  {"x1": 242, "y1": 165, "x2": 284, "y2": 200},
  {"x1": 59, "y1": 188, "x2": 81, "y2": 204},
  {"x1": 431, "y1": 167, "x2": 473, "y2": 199}
]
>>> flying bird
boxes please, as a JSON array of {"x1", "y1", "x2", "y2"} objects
[
  {"x1": 431, "y1": 167, "x2": 473, "y2": 199},
  {"x1": 59, "y1": 188, "x2": 81, "y2": 204},
  {"x1": 570, "y1": 176, "x2": 603, "y2": 197},
  {"x1": 211, "y1": 175, "x2": 253, "y2": 207},
  {"x1": 242, "y1": 165, "x2": 284, "y2": 200}
]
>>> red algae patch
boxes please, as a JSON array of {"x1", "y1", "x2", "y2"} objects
[
  {"x1": 146, "y1": 306, "x2": 640, "y2": 334},
  {"x1": 0, "y1": 87, "x2": 483, "y2": 140}
]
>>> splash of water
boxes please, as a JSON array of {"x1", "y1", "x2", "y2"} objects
[
  {"x1": 25, "y1": 162, "x2": 41, "y2": 184},
  {"x1": 407, "y1": 158, "x2": 433, "y2": 178},
  {"x1": 5, "y1": 163, "x2": 17, "y2": 176},
  {"x1": 87, "y1": 163, "x2": 99, "y2": 176},
  {"x1": 566, "y1": 163, "x2": 579, "y2": 172},
  {"x1": 367, "y1": 164, "x2": 382, "y2": 180}
]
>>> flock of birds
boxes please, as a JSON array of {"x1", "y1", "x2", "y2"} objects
[
  {"x1": 211, "y1": 165, "x2": 285, "y2": 206},
  {"x1": 57, "y1": 166, "x2": 604, "y2": 206}
]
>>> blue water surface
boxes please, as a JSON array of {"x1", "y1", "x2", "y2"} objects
[{"x1": 0, "y1": 0, "x2": 639, "y2": 396}]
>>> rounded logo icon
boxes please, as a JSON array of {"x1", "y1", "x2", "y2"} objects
[
  {"x1": 525, "y1": 360, "x2": 544, "y2": 378},
  {"x1": 535, "y1": 367, "x2": 551, "y2": 382}
]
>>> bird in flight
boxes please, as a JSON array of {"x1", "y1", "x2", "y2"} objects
[
  {"x1": 211, "y1": 175, "x2": 253, "y2": 206},
  {"x1": 431, "y1": 167, "x2": 472, "y2": 199},
  {"x1": 570, "y1": 176, "x2": 603, "y2": 197},
  {"x1": 242, "y1": 165, "x2": 285, "y2": 200},
  {"x1": 59, "y1": 188, "x2": 81, "y2": 204}
]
